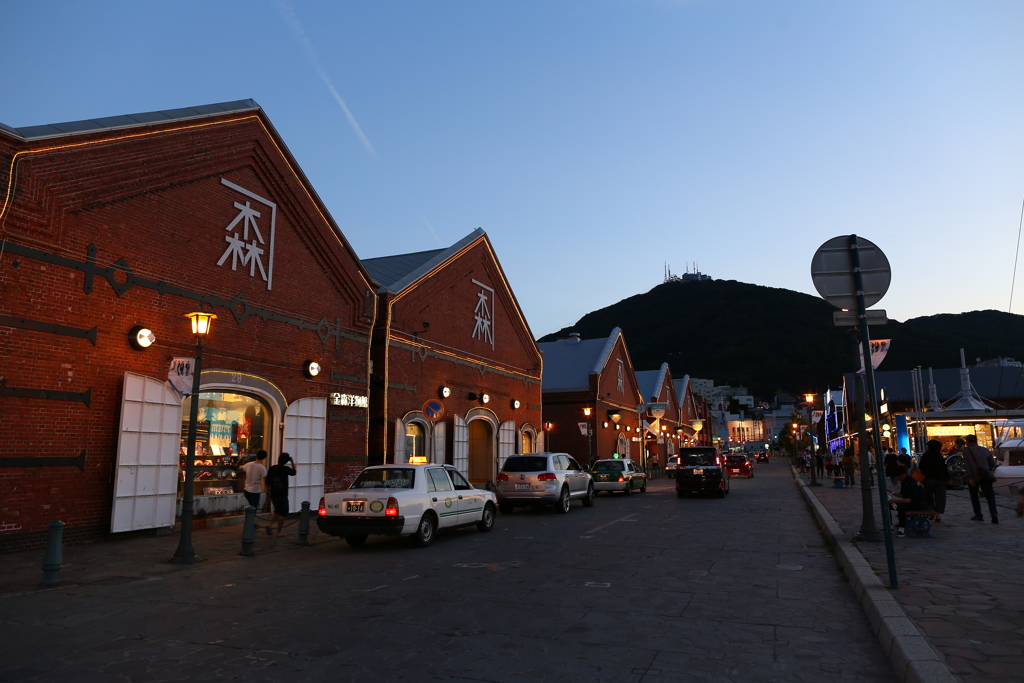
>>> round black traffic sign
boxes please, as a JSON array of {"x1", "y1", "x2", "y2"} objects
[{"x1": 810, "y1": 235, "x2": 891, "y2": 310}]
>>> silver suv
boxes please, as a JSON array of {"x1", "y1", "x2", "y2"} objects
[{"x1": 496, "y1": 452, "x2": 595, "y2": 514}]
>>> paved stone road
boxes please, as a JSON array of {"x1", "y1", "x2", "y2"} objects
[
  {"x1": 1, "y1": 464, "x2": 895, "y2": 682},
  {"x1": 806, "y1": 472, "x2": 1024, "y2": 682}
]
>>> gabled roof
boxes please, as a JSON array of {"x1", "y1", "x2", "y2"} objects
[
  {"x1": 538, "y1": 328, "x2": 622, "y2": 392},
  {"x1": 0, "y1": 100, "x2": 261, "y2": 141},
  {"x1": 361, "y1": 229, "x2": 483, "y2": 293},
  {"x1": 673, "y1": 376, "x2": 691, "y2": 404},
  {"x1": 635, "y1": 363, "x2": 669, "y2": 402}
]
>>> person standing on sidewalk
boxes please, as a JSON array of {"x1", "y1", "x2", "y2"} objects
[
  {"x1": 265, "y1": 452, "x2": 297, "y2": 537},
  {"x1": 814, "y1": 452, "x2": 824, "y2": 478},
  {"x1": 884, "y1": 449, "x2": 899, "y2": 485},
  {"x1": 917, "y1": 439, "x2": 949, "y2": 520},
  {"x1": 963, "y1": 434, "x2": 999, "y2": 523},
  {"x1": 842, "y1": 446, "x2": 856, "y2": 487},
  {"x1": 241, "y1": 450, "x2": 268, "y2": 511}
]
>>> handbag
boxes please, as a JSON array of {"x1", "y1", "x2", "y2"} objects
[{"x1": 976, "y1": 467, "x2": 997, "y2": 485}]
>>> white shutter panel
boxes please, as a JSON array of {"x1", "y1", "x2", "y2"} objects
[
  {"x1": 454, "y1": 415, "x2": 469, "y2": 475},
  {"x1": 284, "y1": 397, "x2": 327, "y2": 510},
  {"x1": 111, "y1": 372, "x2": 182, "y2": 533},
  {"x1": 393, "y1": 419, "x2": 407, "y2": 464},
  {"x1": 536, "y1": 431, "x2": 545, "y2": 453},
  {"x1": 498, "y1": 421, "x2": 516, "y2": 471},
  {"x1": 432, "y1": 421, "x2": 446, "y2": 464}
]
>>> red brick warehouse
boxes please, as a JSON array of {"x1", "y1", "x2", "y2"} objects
[
  {"x1": 362, "y1": 229, "x2": 543, "y2": 487},
  {"x1": 0, "y1": 101, "x2": 376, "y2": 551},
  {"x1": 538, "y1": 328, "x2": 646, "y2": 467}
]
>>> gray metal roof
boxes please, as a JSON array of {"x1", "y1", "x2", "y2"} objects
[
  {"x1": 361, "y1": 229, "x2": 484, "y2": 293},
  {"x1": 673, "y1": 376, "x2": 691, "y2": 404},
  {"x1": 0, "y1": 100, "x2": 261, "y2": 141},
  {"x1": 844, "y1": 366, "x2": 1024, "y2": 405},
  {"x1": 538, "y1": 328, "x2": 622, "y2": 392},
  {"x1": 635, "y1": 363, "x2": 669, "y2": 402}
]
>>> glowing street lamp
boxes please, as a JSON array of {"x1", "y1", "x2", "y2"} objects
[{"x1": 171, "y1": 311, "x2": 216, "y2": 563}]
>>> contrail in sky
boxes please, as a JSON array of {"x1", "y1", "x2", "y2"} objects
[{"x1": 274, "y1": 0, "x2": 376, "y2": 157}]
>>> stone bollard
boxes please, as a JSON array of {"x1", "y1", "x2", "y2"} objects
[
  {"x1": 297, "y1": 501, "x2": 310, "y2": 546},
  {"x1": 40, "y1": 520, "x2": 64, "y2": 588},
  {"x1": 240, "y1": 505, "x2": 256, "y2": 557}
]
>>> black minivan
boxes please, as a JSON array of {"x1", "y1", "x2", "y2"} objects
[{"x1": 674, "y1": 447, "x2": 730, "y2": 498}]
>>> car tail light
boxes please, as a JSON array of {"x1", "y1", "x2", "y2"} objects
[
  {"x1": 318, "y1": 497, "x2": 327, "y2": 517},
  {"x1": 537, "y1": 473, "x2": 557, "y2": 481},
  {"x1": 676, "y1": 481, "x2": 680, "y2": 489},
  {"x1": 497, "y1": 473, "x2": 509, "y2": 481},
  {"x1": 385, "y1": 497, "x2": 399, "y2": 517},
  {"x1": 718, "y1": 482, "x2": 723, "y2": 489},
  {"x1": 617, "y1": 475, "x2": 625, "y2": 482}
]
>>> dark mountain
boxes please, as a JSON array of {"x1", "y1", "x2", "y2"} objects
[{"x1": 537, "y1": 279, "x2": 1024, "y2": 399}]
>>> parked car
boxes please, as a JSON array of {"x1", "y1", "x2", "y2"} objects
[
  {"x1": 755, "y1": 452, "x2": 769, "y2": 463},
  {"x1": 590, "y1": 458, "x2": 647, "y2": 495},
  {"x1": 675, "y1": 447, "x2": 730, "y2": 498},
  {"x1": 317, "y1": 464, "x2": 496, "y2": 548},
  {"x1": 725, "y1": 454, "x2": 753, "y2": 478},
  {"x1": 495, "y1": 453, "x2": 595, "y2": 514}
]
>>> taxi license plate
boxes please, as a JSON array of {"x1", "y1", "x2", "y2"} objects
[
  {"x1": 515, "y1": 483, "x2": 530, "y2": 491},
  {"x1": 345, "y1": 501, "x2": 365, "y2": 513},
  {"x1": 693, "y1": 469, "x2": 703, "y2": 475}
]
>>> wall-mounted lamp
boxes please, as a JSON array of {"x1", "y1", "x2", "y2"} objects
[
  {"x1": 468, "y1": 391, "x2": 490, "y2": 404},
  {"x1": 602, "y1": 421, "x2": 608, "y2": 428},
  {"x1": 582, "y1": 406, "x2": 592, "y2": 417},
  {"x1": 303, "y1": 360, "x2": 321, "y2": 378},
  {"x1": 128, "y1": 325, "x2": 156, "y2": 350},
  {"x1": 607, "y1": 410, "x2": 622, "y2": 424},
  {"x1": 439, "y1": 386, "x2": 451, "y2": 399},
  {"x1": 511, "y1": 399, "x2": 521, "y2": 410}
]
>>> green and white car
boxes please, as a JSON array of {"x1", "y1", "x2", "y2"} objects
[
  {"x1": 590, "y1": 458, "x2": 647, "y2": 495},
  {"x1": 317, "y1": 464, "x2": 496, "y2": 547}
]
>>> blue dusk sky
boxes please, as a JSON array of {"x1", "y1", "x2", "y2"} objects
[{"x1": 3, "y1": 1, "x2": 1023, "y2": 339}]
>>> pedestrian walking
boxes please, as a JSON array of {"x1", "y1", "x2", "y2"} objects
[
  {"x1": 963, "y1": 434, "x2": 999, "y2": 524},
  {"x1": 241, "y1": 450, "x2": 267, "y2": 511},
  {"x1": 917, "y1": 439, "x2": 949, "y2": 520},
  {"x1": 887, "y1": 465, "x2": 930, "y2": 537},
  {"x1": 842, "y1": 446, "x2": 856, "y2": 487},
  {"x1": 265, "y1": 452, "x2": 297, "y2": 537}
]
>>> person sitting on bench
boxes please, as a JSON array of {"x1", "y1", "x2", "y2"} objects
[{"x1": 887, "y1": 465, "x2": 930, "y2": 537}]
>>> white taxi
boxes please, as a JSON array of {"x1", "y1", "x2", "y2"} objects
[{"x1": 316, "y1": 462, "x2": 497, "y2": 547}]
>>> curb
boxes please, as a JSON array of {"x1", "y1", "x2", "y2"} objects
[{"x1": 791, "y1": 469, "x2": 960, "y2": 683}]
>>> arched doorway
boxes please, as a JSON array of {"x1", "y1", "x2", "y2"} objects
[{"x1": 468, "y1": 418, "x2": 494, "y2": 485}]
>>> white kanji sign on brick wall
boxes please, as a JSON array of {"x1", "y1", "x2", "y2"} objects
[{"x1": 217, "y1": 178, "x2": 277, "y2": 290}]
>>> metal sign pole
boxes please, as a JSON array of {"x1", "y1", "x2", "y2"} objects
[{"x1": 850, "y1": 234, "x2": 898, "y2": 588}]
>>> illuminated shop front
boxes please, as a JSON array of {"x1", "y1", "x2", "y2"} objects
[{"x1": 178, "y1": 392, "x2": 272, "y2": 499}]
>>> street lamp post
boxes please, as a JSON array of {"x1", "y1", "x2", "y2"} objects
[
  {"x1": 582, "y1": 407, "x2": 593, "y2": 466},
  {"x1": 171, "y1": 310, "x2": 216, "y2": 564},
  {"x1": 804, "y1": 394, "x2": 818, "y2": 486}
]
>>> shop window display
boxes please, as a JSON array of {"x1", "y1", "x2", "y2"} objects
[
  {"x1": 179, "y1": 392, "x2": 271, "y2": 498},
  {"x1": 406, "y1": 422, "x2": 425, "y2": 460}
]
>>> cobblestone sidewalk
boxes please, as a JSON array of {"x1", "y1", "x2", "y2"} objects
[{"x1": 802, "y1": 473, "x2": 1024, "y2": 682}]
